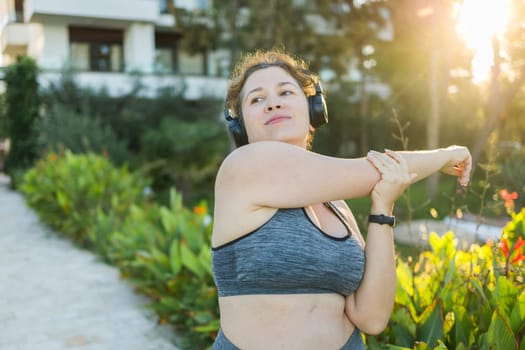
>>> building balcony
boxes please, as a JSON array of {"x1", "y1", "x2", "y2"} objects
[
  {"x1": 39, "y1": 70, "x2": 227, "y2": 100},
  {"x1": 1, "y1": 22, "x2": 29, "y2": 55},
  {"x1": 25, "y1": 0, "x2": 159, "y2": 24}
]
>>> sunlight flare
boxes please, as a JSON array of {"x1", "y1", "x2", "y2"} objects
[{"x1": 455, "y1": 0, "x2": 511, "y2": 83}]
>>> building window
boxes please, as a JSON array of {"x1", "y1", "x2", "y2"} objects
[
  {"x1": 154, "y1": 31, "x2": 181, "y2": 73},
  {"x1": 69, "y1": 26, "x2": 124, "y2": 72},
  {"x1": 154, "y1": 47, "x2": 176, "y2": 73},
  {"x1": 159, "y1": 0, "x2": 170, "y2": 14},
  {"x1": 14, "y1": 0, "x2": 24, "y2": 22},
  {"x1": 179, "y1": 51, "x2": 205, "y2": 75},
  {"x1": 90, "y1": 43, "x2": 122, "y2": 72}
]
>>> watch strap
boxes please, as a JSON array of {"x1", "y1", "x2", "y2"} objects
[{"x1": 368, "y1": 214, "x2": 396, "y2": 226}]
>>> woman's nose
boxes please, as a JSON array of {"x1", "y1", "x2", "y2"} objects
[{"x1": 264, "y1": 100, "x2": 282, "y2": 112}]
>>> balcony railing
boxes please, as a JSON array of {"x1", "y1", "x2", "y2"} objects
[
  {"x1": 25, "y1": 0, "x2": 159, "y2": 23},
  {"x1": 39, "y1": 70, "x2": 227, "y2": 100}
]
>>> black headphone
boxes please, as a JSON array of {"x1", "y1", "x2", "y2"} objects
[{"x1": 224, "y1": 82, "x2": 328, "y2": 147}]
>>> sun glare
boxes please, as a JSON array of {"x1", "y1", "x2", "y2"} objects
[{"x1": 455, "y1": 0, "x2": 511, "y2": 83}]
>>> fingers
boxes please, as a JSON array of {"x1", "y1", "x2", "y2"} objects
[
  {"x1": 367, "y1": 150, "x2": 416, "y2": 183},
  {"x1": 367, "y1": 149, "x2": 407, "y2": 173},
  {"x1": 460, "y1": 153, "x2": 472, "y2": 186},
  {"x1": 367, "y1": 149, "x2": 415, "y2": 206},
  {"x1": 445, "y1": 146, "x2": 472, "y2": 187}
]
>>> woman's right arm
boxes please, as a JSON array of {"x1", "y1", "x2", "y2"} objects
[
  {"x1": 215, "y1": 141, "x2": 380, "y2": 210},
  {"x1": 215, "y1": 141, "x2": 472, "y2": 211}
]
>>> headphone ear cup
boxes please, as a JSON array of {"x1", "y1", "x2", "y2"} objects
[
  {"x1": 308, "y1": 83, "x2": 328, "y2": 129},
  {"x1": 224, "y1": 109, "x2": 249, "y2": 147}
]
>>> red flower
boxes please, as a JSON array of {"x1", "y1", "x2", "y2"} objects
[
  {"x1": 515, "y1": 237, "x2": 525, "y2": 250},
  {"x1": 512, "y1": 250, "x2": 525, "y2": 264},
  {"x1": 500, "y1": 239, "x2": 509, "y2": 258},
  {"x1": 501, "y1": 237, "x2": 525, "y2": 264},
  {"x1": 512, "y1": 237, "x2": 525, "y2": 264}
]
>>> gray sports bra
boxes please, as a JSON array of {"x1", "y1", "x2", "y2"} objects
[{"x1": 212, "y1": 205, "x2": 365, "y2": 297}]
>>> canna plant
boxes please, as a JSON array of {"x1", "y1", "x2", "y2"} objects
[
  {"x1": 92, "y1": 188, "x2": 219, "y2": 349},
  {"x1": 20, "y1": 150, "x2": 148, "y2": 246},
  {"x1": 368, "y1": 208, "x2": 525, "y2": 350}
]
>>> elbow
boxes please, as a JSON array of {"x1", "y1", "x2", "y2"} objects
[
  {"x1": 348, "y1": 310, "x2": 390, "y2": 335},
  {"x1": 359, "y1": 318, "x2": 389, "y2": 335}
]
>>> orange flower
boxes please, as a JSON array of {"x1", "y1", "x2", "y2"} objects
[
  {"x1": 499, "y1": 189, "x2": 519, "y2": 201},
  {"x1": 193, "y1": 205, "x2": 206, "y2": 215},
  {"x1": 48, "y1": 153, "x2": 57, "y2": 162},
  {"x1": 499, "y1": 189, "x2": 518, "y2": 213}
]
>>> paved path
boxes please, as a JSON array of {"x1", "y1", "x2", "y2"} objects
[
  {"x1": 0, "y1": 174, "x2": 179, "y2": 350},
  {"x1": 394, "y1": 215, "x2": 504, "y2": 249}
]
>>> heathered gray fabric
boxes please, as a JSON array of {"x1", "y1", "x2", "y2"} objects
[
  {"x1": 212, "y1": 208, "x2": 365, "y2": 297},
  {"x1": 212, "y1": 328, "x2": 364, "y2": 350}
]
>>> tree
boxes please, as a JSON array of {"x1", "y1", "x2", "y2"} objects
[{"x1": 3, "y1": 56, "x2": 40, "y2": 177}]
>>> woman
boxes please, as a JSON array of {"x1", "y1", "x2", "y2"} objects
[{"x1": 211, "y1": 49, "x2": 471, "y2": 349}]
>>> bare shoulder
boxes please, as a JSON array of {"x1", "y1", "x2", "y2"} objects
[{"x1": 212, "y1": 145, "x2": 277, "y2": 248}]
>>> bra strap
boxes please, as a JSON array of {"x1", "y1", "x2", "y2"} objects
[{"x1": 323, "y1": 201, "x2": 353, "y2": 237}]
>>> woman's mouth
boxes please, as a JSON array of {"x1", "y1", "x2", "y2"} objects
[{"x1": 265, "y1": 115, "x2": 291, "y2": 125}]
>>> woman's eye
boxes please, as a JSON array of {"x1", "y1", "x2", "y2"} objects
[
  {"x1": 250, "y1": 96, "x2": 264, "y2": 104},
  {"x1": 281, "y1": 90, "x2": 293, "y2": 96}
]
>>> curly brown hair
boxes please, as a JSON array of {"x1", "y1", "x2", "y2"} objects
[{"x1": 225, "y1": 49, "x2": 320, "y2": 118}]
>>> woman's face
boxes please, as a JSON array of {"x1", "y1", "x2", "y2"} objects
[{"x1": 240, "y1": 66, "x2": 310, "y2": 148}]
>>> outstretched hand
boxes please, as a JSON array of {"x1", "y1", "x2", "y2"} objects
[
  {"x1": 367, "y1": 150, "x2": 417, "y2": 211},
  {"x1": 439, "y1": 145, "x2": 472, "y2": 186}
]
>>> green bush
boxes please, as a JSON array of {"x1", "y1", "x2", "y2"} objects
[
  {"x1": 20, "y1": 152, "x2": 218, "y2": 349},
  {"x1": 37, "y1": 104, "x2": 131, "y2": 165},
  {"x1": 140, "y1": 116, "x2": 229, "y2": 206},
  {"x1": 20, "y1": 151, "x2": 148, "y2": 246},
  {"x1": 368, "y1": 209, "x2": 525, "y2": 349},
  {"x1": 93, "y1": 190, "x2": 218, "y2": 349},
  {"x1": 3, "y1": 56, "x2": 40, "y2": 176}
]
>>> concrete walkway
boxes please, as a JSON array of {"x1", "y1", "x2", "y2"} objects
[
  {"x1": 0, "y1": 174, "x2": 179, "y2": 350},
  {"x1": 394, "y1": 214, "x2": 505, "y2": 249}
]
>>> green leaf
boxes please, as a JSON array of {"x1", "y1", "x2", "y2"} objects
[
  {"x1": 486, "y1": 308, "x2": 518, "y2": 350},
  {"x1": 160, "y1": 207, "x2": 178, "y2": 234},
  {"x1": 169, "y1": 240, "x2": 182, "y2": 276},
  {"x1": 194, "y1": 319, "x2": 220, "y2": 333},
  {"x1": 198, "y1": 246, "x2": 213, "y2": 277},
  {"x1": 180, "y1": 241, "x2": 204, "y2": 278},
  {"x1": 56, "y1": 190, "x2": 70, "y2": 213},
  {"x1": 419, "y1": 300, "x2": 444, "y2": 348},
  {"x1": 453, "y1": 305, "x2": 475, "y2": 346},
  {"x1": 396, "y1": 260, "x2": 415, "y2": 316},
  {"x1": 493, "y1": 276, "x2": 519, "y2": 316},
  {"x1": 385, "y1": 345, "x2": 413, "y2": 350},
  {"x1": 510, "y1": 290, "x2": 525, "y2": 334}
]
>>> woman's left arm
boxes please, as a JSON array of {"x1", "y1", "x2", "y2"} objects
[
  {"x1": 399, "y1": 145, "x2": 472, "y2": 186},
  {"x1": 344, "y1": 150, "x2": 415, "y2": 335}
]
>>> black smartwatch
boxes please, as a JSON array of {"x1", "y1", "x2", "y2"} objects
[{"x1": 368, "y1": 214, "x2": 396, "y2": 227}]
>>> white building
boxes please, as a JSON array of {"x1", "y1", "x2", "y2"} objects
[{"x1": 0, "y1": 0, "x2": 228, "y2": 99}]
